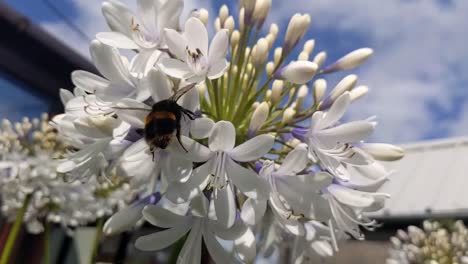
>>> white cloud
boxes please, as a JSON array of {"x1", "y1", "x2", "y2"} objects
[{"x1": 269, "y1": 0, "x2": 468, "y2": 143}]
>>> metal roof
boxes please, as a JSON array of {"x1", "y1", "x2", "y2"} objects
[{"x1": 372, "y1": 137, "x2": 468, "y2": 219}]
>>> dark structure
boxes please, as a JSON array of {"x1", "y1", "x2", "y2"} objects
[{"x1": 0, "y1": 2, "x2": 97, "y2": 113}]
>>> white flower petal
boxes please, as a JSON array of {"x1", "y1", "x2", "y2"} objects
[
  {"x1": 203, "y1": 229, "x2": 236, "y2": 263},
  {"x1": 170, "y1": 136, "x2": 213, "y2": 163},
  {"x1": 157, "y1": 0, "x2": 183, "y2": 32},
  {"x1": 89, "y1": 40, "x2": 132, "y2": 85},
  {"x1": 234, "y1": 225, "x2": 256, "y2": 263},
  {"x1": 208, "y1": 29, "x2": 229, "y2": 63},
  {"x1": 229, "y1": 134, "x2": 274, "y2": 162},
  {"x1": 207, "y1": 59, "x2": 228, "y2": 80},
  {"x1": 130, "y1": 49, "x2": 164, "y2": 77},
  {"x1": 319, "y1": 93, "x2": 351, "y2": 129},
  {"x1": 327, "y1": 184, "x2": 374, "y2": 208},
  {"x1": 213, "y1": 185, "x2": 236, "y2": 228},
  {"x1": 312, "y1": 240, "x2": 334, "y2": 257},
  {"x1": 178, "y1": 84, "x2": 200, "y2": 112},
  {"x1": 159, "y1": 58, "x2": 193, "y2": 79},
  {"x1": 114, "y1": 98, "x2": 150, "y2": 128},
  {"x1": 165, "y1": 159, "x2": 212, "y2": 203},
  {"x1": 119, "y1": 139, "x2": 156, "y2": 179},
  {"x1": 164, "y1": 28, "x2": 187, "y2": 60},
  {"x1": 142, "y1": 205, "x2": 191, "y2": 228},
  {"x1": 102, "y1": 0, "x2": 134, "y2": 37},
  {"x1": 135, "y1": 224, "x2": 191, "y2": 251},
  {"x1": 276, "y1": 143, "x2": 308, "y2": 175},
  {"x1": 96, "y1": 32, "x2": 139, "y2": 49},
  {"x1": 241, "y1": 198, "x2": 267, "y2": 226},
  {"x1": 71, "y1": 70, "x2": 109, "y2": 92},
  {"x1": 209, "y1": 121, "x2": 236, "y2": 151},
  {"x1": 190, "y1": 117, "x2": 215, "y2": 139},
  {"x1": 226, "y1": 158, "x2": 270, "y2": 199},
  {"x1": 103, "y1": 203, "x2": 144, "y2": 235},
  {"x1": 161, "y1": 154, "x2": 193, "y2": 183},
  {"x1": 143, "y1": 69, "x2": 173, "y2": 102},
  {"x1": 59, "y1": 89, "x2": 74, "y2": 105},
  {"x1": 177, "y1": 220, "x2": 203, "y2": 264},
  {"x1": 316, "y1": 120, "x2": 375, "y2": 144},
  {"x1": 184, "y1": 17, "x2": 208, "y2": 56}
]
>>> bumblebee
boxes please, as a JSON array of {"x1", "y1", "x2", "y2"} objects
[
  {"x1": 115, "y1": 84, "x2": 196, "y2": 159},
  {"x1": 144, "y1": 85, "x2": 196, "y2": 157}
]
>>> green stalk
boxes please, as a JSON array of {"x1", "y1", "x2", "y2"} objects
[
  {"x1": 0, "y1": 193, "x2": 32, "y2": 264},
  {"x1": 89, "y1": 218, "x2": 104, "y2": 264},
  {"x1": 43, "y1": 222, "x2": 51, "y2": 264}
]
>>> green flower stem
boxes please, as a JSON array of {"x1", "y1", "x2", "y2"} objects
[
  {"x1": 0, "y1": 193, "x2": 32, "y2": 264},
  {"x1": 43, "y1": 222, "x2": 51, "y2": 264},
  {"x1": 89, "y1": 218, "x2": 104, "y2": 264}
]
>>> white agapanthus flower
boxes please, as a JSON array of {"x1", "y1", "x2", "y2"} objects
[
  {"x1": 166, "y1": 120, "x2": 272, "y2": 228},
  {"x1": 159, "y1": 17, "x2": 229, "y2": 83},
  {"x1": 136, "y1": 195, "x2": 256, "y2": 263},
  {"x1": 50, "y1": 0, "x2": 406, "y2": 262},
  {"x1": 99, "y1": 0, "x2": 184, "y2": 74}
]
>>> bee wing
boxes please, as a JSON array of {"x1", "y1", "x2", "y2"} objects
[{"x1": 172, "y1": 83, "x2": 196, "y2": 102}]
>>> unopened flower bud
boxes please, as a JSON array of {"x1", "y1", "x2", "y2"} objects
[
  {"x1": 266, "y1": 62, "x2": 275, "y2": 76},
  {"x1": 265, "y1": 33, "x2": 276, "y2": 48},
  {"x1": 284, "y1": 14, "x2": 311, "y2": 54},
  {"x1": 296, "y1": 85, "x2": 308, "y2": 107},
  {"x1": 252, "y1": 102, "x2": 260, "y2": 109},
  {"x1": 329, "y1": 74, "x2": 358, "y2": 102},
  {"x1": 313, "y1": 79, "x2": 327, "y2": 104},
  {"x1": 191, "y1": 9, "x2": 209, "y2": 25},
  {"x1": 219, "y1": 5, "x2": 229, "y2": 24},
  {"x1": 269, "y1": 23, "x2": 279, "y2": 36},
  {"x1": 252, "y1": 38, "x2": 269, "y2": 65},
  {"x1": 242, "y1": 0, "x2": 256, "y2": 22},
  {"x1": 271, "y1": 80, "x2": 283, "y2": 104},
  {"x1": 239, "y1": 8, "x2": 245, "y2": 31},
  {"x1": 298, "y1": 51, "x2": 309, "y2": 61},
  {"x1": 303, "y1": 39, "x2": 315, "y2": 54},
  {"x1": 245, "y1": 47, "x2": 251, "y2": 58},
  {"x1": 322, "y1": 48, "x2": 374, "y2": 74},
  {"x1": 265, "y1": 90, "x2": 272, "y2": 101},
  {"x1": 282, "y1": 107, "x2": 296, "y2": 125},
  {"x1": 224, "y1": 16, "x2": 235, "y2": 33},
  {"x1": 361, "y1": 143, "x2": 404, "y2": 161},
  {"x1": 274, "y1": 61, "x2": 318, "y2": 84},
  {"x1": 349, "y1": 85, "x2": 368, "y2": 102},
  {"x1": 231, "y1": 30, "x2": 240, "y2": 47},
  {"x1": 312, "y1": 51, "x2": 327, "y2": 68},
  {"x1": 253, "y1": 0, "x2": 271, "y2": 27},
  {"x1": 274, "y1": 47, "x2": 282, "y2": 65}
]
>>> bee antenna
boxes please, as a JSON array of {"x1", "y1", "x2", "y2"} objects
[{"x1": 173, "y1": 83, "x2": 196, "y2": 102}]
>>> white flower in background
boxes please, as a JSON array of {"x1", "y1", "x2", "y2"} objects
[
  {"x1": 159, "y1": 17, "x2": 229, "y2": 83},
  {"x1": 290, "y1": 221, "x2": 336, "y2": 264},
  {"x1": 387, "y1": 220, "x2": 468, "y2": 264},
  {"x1": 166, "y1": 120, "x2": 273, "y2": 228},
  {"x1": 0, "y1": 115, "x2": 135, "y2": 234},
  {"x1": 136, "y1": 195, "x2": 256, "y2": 263},
  {"x1": 99, "y1": 0, "x2": 184, "y2": 74}
]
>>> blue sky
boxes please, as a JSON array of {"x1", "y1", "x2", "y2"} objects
[{"x1": 2, "y1": 0, "x2": 468, "y2": 144}]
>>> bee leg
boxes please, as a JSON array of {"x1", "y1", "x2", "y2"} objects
[
  {"x1": 150, "y1": 146, "x2": 155, "y2": 161},
  {"x1": 176, "y1": 127, "x2": 188, "y2": 152},
  {"x1": 181, "y1": 108, "x2": 196, "y2": 120}
]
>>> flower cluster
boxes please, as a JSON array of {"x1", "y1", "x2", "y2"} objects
[
  {"x1": 387, "y1": 220, "x2": 468, "y2": 264},
  {"x1": 0, "y1": 114, "x2": 134, "y2": 233},
  {"x1": 54, "y1": 0, "x2": 404, "y2": 262}
]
